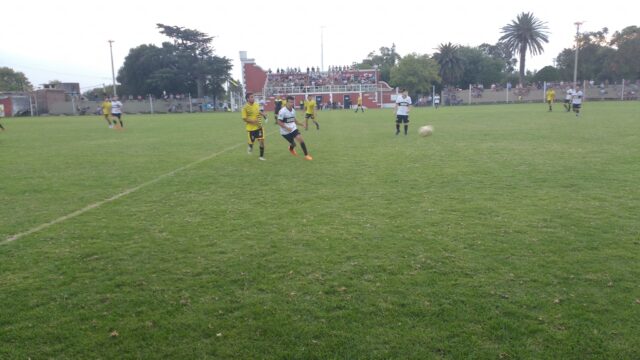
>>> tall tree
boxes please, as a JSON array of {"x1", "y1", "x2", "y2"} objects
[
  {"x1": 478, "y1": 42, "x2": 517, "y2": 73},
  {"x1": 156, "y1": 24, "x2": 232, "y2": 98},
  {"x1": 0, "y1": 67, "x2": 33, "y2": 91},
  {"x1": 499, "y1": 12, "x2": 549, "y2": 85},
  {"x1": 354, "y1": 44, "x2": 400, "y2": 83},
  {"x1": 118, "y1": 43, "x2": 183, "y2": 97},
  {"x1": 433, "y1": 42, "x2": 463, "y2": 86},
  {"x1": 118, "y1": 25, "x2": 231, "y2": 98},
  {"x1": 532, "y1": 65, "x2": 561, "y2": 83},
  {"x1": 457, "y1": 46, "x2": 505, "y2": 88},
  {"x1": 609, "y1": 25, "x2": 640, "y2": 47},
  {"x1": 390, "y1": 53, "x2": 440, "y2": 95},
  {"x1": 608, "y1": 26, "x2": 640, "y2": 80}
]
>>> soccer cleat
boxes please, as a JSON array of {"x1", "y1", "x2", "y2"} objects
[
  {"x1": 289, "y1": 147, "x2": 298, "y2": 156},
  {"x1": 259, "y1": 157, "x2": 266, "y2": 161},
  {"x1": 304, "y1": 155, "x2": 313, "y2": 161},
  {"x1": 395, "y1": 130, "x2": 400, "y2": 135}
]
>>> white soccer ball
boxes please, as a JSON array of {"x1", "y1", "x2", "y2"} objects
[{"x1": 418, "y1": 125, "x2": 434, "y2": 137}]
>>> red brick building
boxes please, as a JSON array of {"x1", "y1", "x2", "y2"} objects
[{"x1": 239, "y1": 51, "x2": 394, "y2": 111}]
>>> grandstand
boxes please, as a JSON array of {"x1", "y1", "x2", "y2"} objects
[{"x1": 240, "y1": 51, "x2": 396, "y2": 111}]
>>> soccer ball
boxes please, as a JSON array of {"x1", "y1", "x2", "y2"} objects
[{"x1": 418, "y1": 125, "x2": 433, "y2": 137}]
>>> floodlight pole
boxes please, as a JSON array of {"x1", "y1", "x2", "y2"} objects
[
  {"x1": 320, "y1": 26, "x2": 326, "y2": 72},
  {"x1": 108, "y1": 40, "x2": 117, "y2": 97},
  {"x1": 573, "y1": 22, "x2": 583, "y2": 87}
]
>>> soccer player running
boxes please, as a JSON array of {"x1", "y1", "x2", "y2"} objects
[
  {"x1": 546, "y1": 86, "x2": 556, "y2": 112},
  {"x1": 304, "y1": 94, "x2": 319, "y2": 130},
  {"x1": 111, "y1": 96, "x2": 124, "y2": 129},
  {"x1": 564, "y1": 87, "x2": 574, "y2": 112},
  {"x1": 278, "y1": 96, "x2": 312, "y2": 160},
  {"x1": 273, "y1": 95, "x2": 284, "y2": 125},
  {"x1": 572, "y1": 86, "x2": 584, "y2": 117},
  {"x1": 101, "y1": 96, "x2": 113, "y2": 128},
  {"x1": 242, "y1": 93, "x2": 267, "y2": 160},
  {"x1": 394, "y1": 88, "x2": 412, "y2": 135},
  {"x1": 354, "y1": 94, "x2": 364, "y2": 113},
  {"x1": 433, "y1": 94, "x2": 441, "y2": 109}
]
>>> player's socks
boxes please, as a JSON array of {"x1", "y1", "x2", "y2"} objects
[
  {"x1": 395, "y1": 124, "x2": 400, "y2": 135},
  {"x1": 300, "y1": 142, "x2": 308, "y2": 156},
  {"x1": 404, "y1": 125, "x2": 408, "y2": 135},
  {"x1": 260, "y1": 146, "x2": 264, "y2": 157},
  {"x1": 289, "y1": 144, "x2": 297, "y2": 156},
  {"x1": 248, "y1": 143, "x2": 253, "y2": 154},
  {"x1": 314, "y1": 121, "x2": 319, "y2": 130}
]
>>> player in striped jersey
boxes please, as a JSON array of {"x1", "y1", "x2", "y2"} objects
[
  {"x1": 278, "y1": 96, "x2": 312, "y2": 160},
  {"x1": 395, "y1": 88, "x2": 412, "y2": 135}
]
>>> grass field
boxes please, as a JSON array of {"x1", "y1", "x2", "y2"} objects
[{"x1": 1, "y1": 102, "x2": 639, "y2": 359}]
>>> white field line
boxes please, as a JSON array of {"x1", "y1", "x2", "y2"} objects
[{"x1": 2, "y1": 139, "x2": 254, "y2": 245}]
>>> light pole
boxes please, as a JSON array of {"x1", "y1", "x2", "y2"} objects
[
  {"x1": 108, "y1": 40, "x2": 117, "y2": 97},
  {"x1": 320, "y1": 26, "x2": 326, "y2": 72},
  {"x1": 572, "y1": 22, "x2": 583, "y2": 87}
]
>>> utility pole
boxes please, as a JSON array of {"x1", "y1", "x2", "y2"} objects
[
  {"x1": 320, "y1": 26, "x2": 326, "y2": 72},
  {"x1": 573, "y1": 22, "x2": 584, "y2": 87},
  {"x1": 108, "y1": 40, "x2": 117, "y2": 97}
]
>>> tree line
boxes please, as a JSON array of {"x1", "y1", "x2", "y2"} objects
[
  {"x1": 1, "y1": 16, "x2": 638, "y2": 99},
  {"x1": 355, "y1": 14, "x2": 639, "y2": 96}
]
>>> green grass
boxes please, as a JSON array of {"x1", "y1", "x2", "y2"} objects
[{"x1": 1, "y1": 102, "x2": 639, "y2": 359}]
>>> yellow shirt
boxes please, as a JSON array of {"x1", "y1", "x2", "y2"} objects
[
  {"x1": 546, "y1": 89, "x2": 556, "y2": 101},
  {"x1": 242, "y1": 102, "x2": 262, "y2": 131},
  {"x1": 305, "y1": 100, "x2": 316, "y2": 115},
  {"x1": 101, "y1": 101, "x2": 112, "y2": 115},
  {"x1": 357, "y1": 97, "x2": 362, "y2": 105}
]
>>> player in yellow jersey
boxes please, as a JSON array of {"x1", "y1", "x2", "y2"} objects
[
  {"x1": 304, "y1": 94, "x2": 319, "y2": 130},
  {"x1": 354, "y1": 94, "x2": 364, "y2": 113},
  {"x1": 101, "y1": 96, "x2": 113, "y2": 128},
  {"x1": 241, "y1": 93, "x2": 267, "y2": 160},
  {"x1": 545, "y1": 86, "x2": 556, "y2": 112}
]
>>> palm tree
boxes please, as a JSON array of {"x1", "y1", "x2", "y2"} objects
[
  {"x1": 499, "y1": 12, "x2": 549, "y2": 85},
  {"x1": 433, "y1": 42, "x2": 463, "y2": 86}
]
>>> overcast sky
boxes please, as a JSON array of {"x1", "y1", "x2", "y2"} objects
[{"x1": 1, "y1": 0, "x2": 636, "y2": 92}]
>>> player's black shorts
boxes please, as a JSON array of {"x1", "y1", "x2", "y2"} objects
[
  {"x1": 111, "y1": 113, "x2": 121, "y2": 119},
  {"x1": 396, "y1": 115, "x2": 409, "y2": 124},
  {"x1": 564, "y1": 99, "x2": 571, "y2": 104},
  {"x1": 572, "y1": 103, "x2": 581, "y2": 109},
  {"x1": 305, "y1": 113, "x2": 315, "y2": 120},
  {"x1": 282, "y1": 129, "x2": 300, "y2": 144},
  {"x1": 247, "y1": 128, "x2": 264, "y2": 143}
]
